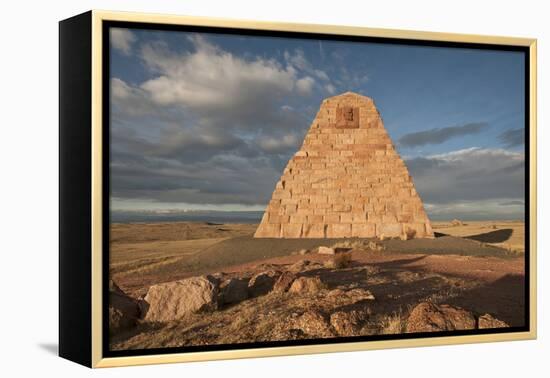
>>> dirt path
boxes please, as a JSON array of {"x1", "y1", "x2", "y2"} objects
[
  {"x1": 111, "y1": 222, "x2": 523, "y2": 297},
  {"x1": 180, "y1": 233, "x2": 516, "y2": 275}
]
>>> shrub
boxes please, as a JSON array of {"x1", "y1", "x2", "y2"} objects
[
  {"x1": 381, "y1": 311, "x2": 406, "y2": 334},
  {"x1": 325, "y1": 252, "x2": 353, "y2": 269}
]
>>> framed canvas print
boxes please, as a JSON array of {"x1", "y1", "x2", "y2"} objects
[{"x1": 59, "y1": 10, "x2": 537, "y2": 368}]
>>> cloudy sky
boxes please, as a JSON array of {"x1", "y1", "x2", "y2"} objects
[{"x1": 109, "y1": 27, "x2": 526, "y2": 220}]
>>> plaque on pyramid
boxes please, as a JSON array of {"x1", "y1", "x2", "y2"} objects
[{"x1": 254, "y1": 92, "x2": 434, "y2": 239}]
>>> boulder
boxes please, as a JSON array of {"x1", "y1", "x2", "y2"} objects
[
  {"x1": 346, "y1": 288, "x2": 375, "y2": 302},
  {"x1": 288, "y1": 259, "x2": 323, "y2": 272},
  {"x1": 248, "y1": 270, "x2": 279, "y2": 297},
  {"x1": 478, "y1": 313, "x2": 509, "y2": 329},
  {"x1": 330, "y1": 309, "x2": 369, "y2": 336},
  {"x1": 318, "y1": 246, "x2": 335, "y2": 255},
  {"x1": 406, "y1": 302, "x2": 476, "y2": 333},
  {"x1": 220, "y1": 278, "x2": 249, "y2": 305},
  {"x1": 108, "y1": 280, "x2": 140, "y2": 335},
  {"x1": 143, "y1": 275, "x2": 219, "y2": 322},
  {"x1": 288, "y1": 276, "x2": 325, "y2": 295},
  {"x1": 272, "y1": 271, "x2": 297, "y2": 293}
]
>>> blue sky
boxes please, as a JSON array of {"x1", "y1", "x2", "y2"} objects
[{"x1": 109, "y1": 27, "x2": 526, "y2": 220}]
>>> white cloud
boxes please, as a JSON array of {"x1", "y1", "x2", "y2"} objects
[
  {"x1": 140, "y1": 35, "x2": 300, "y2": 112},
  {"x1": 405, "y1": 147, "x2": 525, "y2": 220},
  {"x1": 112, "y1": 78, "x2": 138, "y2": 100},
  {"x1": 429, "y1": 147, "x2": 521, "y2": 162},
  {"x1": 424, "y1": 199, "x2": 524, "y2": 221},
  {"x1": 406, "y1": 147, "x2": 524, "y2": 206},
  {"x1": 258, "y1": 133, "x2": 299, "y2": 152},
  {"x1": 110, "y1": 28, "x2": 136, "y2": 55},
  {"x1": 296, "y1": 76, "x2": 315, "y2": 95},
  {"x1": 284, "y1": 49, "x2": 309, "y2": 71},
  {"x1": 284, "y1": 49, "x2": 328, "y2": 80},
  {"x1": 325, "y1": 83, "x2": 336, "y2": 94},
  {"x1": 108, "y1": 35, "x2": 373, "y2": 209},
  {"x1": 110, "y1": 77, "x2": 165, "y2": 118},
  {"x1": 314, "y1": 69, "x2": 329, "y2": 81}
]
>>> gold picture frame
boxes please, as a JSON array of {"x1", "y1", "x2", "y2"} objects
[{"x1": 59, "y1": 9, "x2": 537, "y2": 368}]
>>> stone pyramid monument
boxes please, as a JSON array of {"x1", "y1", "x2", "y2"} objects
[{"x1": 254, "y1": 92, "x2": 433, "y2": 239}]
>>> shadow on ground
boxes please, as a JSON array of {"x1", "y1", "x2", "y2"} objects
[
  {"x1": 447, "y1": 274, "x2": 525, "y2": 326},
  {"x1": 465, "y1": 229, "x2": 513, "y2": 243}
]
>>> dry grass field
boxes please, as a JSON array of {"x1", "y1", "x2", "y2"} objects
[
  {"x1": 431, "y1": 220, "x2": 525, "y2": 253},
  {"x1": 109, "y1": 220, "x2": 525, "y2": 350}
]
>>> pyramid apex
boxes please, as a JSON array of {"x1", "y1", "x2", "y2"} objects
[
  {"x1": 341, "y1": 91, "x2": 364, "y2": 96},
  {"x1": 324, "y1": 91, "x2": 373, "y2": 101}
]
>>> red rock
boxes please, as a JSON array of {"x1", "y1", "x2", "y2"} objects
[
  {"x1": 272, "y1": 271, "x2": 297, "y2": 293},
  {"x1": 478, "y1": 313, "x2": 509, "y2": 329},
  {"x1": 406, "y1": 302, "x2": 476, "y2": 333}
]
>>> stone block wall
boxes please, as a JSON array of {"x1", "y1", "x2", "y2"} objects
[{"x1": 254, "y1": 92, "x2": 434, "y2": 239}]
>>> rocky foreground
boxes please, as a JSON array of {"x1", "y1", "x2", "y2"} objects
[{"x1": 109, "y1": 244, "x2": 513, "y2": 350}]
